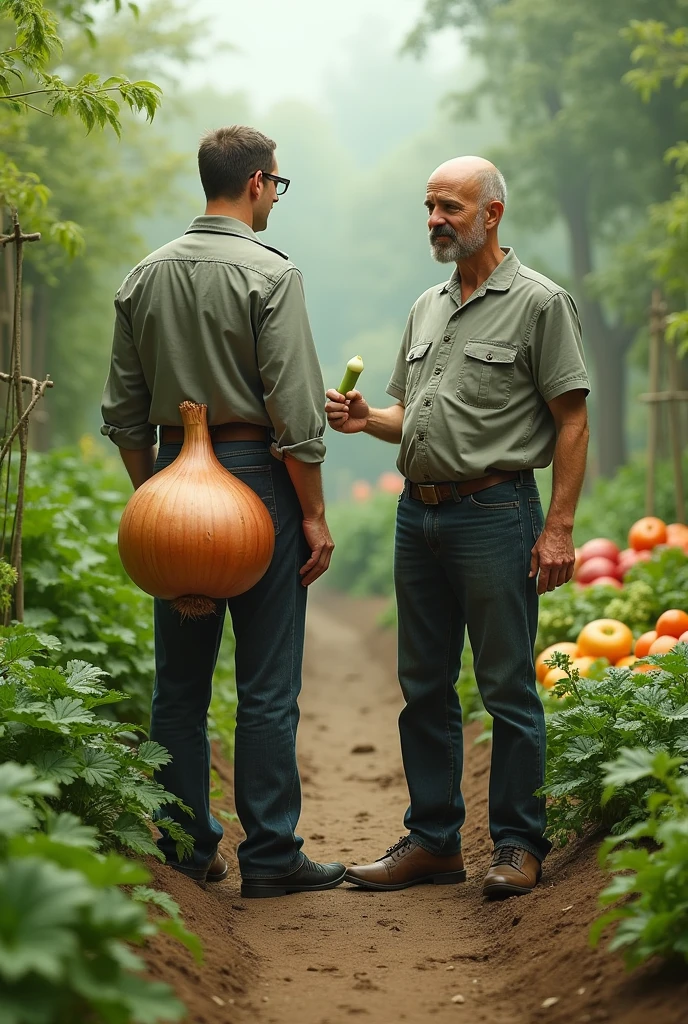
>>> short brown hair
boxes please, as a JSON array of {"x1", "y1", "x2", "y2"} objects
[{"x1": 198, "y1": 125, "x2": 276, "y2": 201}]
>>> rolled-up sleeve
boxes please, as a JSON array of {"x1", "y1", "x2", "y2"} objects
[
  {"x1": 101, "y1": 289, "x2": 156, "y2": 450},
  {"x1": 257, "y1": 268, "x2": 326, "y2": 464}
]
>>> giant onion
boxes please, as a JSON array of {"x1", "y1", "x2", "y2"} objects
[{"x1": 118, "y1": 402, "x2": 275, "y2": 618}]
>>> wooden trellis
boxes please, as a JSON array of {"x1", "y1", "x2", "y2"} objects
[
  {"x1": 640, "y1": 289, "x2": 687, "y2": 522},
  {"x1": 0, "y1": 211, "x2": 53, "y2": 621}
]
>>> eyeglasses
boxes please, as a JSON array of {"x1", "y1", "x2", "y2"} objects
[{"x1": 250, "y1": 171, "x2": 290, "y2": 195}]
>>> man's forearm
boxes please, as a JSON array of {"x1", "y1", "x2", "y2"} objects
[
  {"x1": 284, "y1": 457, "x2": 326, "y2": 518},
  {"x1": 547, "y1": 420, "x2": 589, "y2": 530},
  {"x1": 363, "y1": 403, "x2": 405, "y2": 444},
  {"x1": 120, "y1": 446, "x2": 156, "y2": 490}
]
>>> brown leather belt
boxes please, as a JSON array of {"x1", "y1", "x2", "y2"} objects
[
  {"x1": 159, "y1": 422, "x2": 269, "y2": 444},
  {"x1": 409, "y1": 469, "x2": 533, "y2": 504}
]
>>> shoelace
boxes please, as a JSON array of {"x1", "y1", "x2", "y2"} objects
[
  {"x1": 492, "y1": 845, "x2": 523, "y2": 868},
  {"x1": 385, "y1": 836, "x2": 413, "y2": 858}
]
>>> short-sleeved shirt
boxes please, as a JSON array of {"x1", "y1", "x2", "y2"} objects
[
  {"x1": 101, "y1": 215, "x2": 327, "y2": 464},
  {"x1": 386, "y1": 248, "x2": 590, "y2": 482}
]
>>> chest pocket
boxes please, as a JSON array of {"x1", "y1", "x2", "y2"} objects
[
  {"x1": 457, "y1": 340, "x2": 517, "y2": 410},
  {"x1": 405, "y1": 343, "x2": 431, "y2": 402}
]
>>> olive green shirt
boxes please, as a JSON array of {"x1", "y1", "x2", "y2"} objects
[
  {"x1": 387, "y1": 249, "x2": 590, "y2": 482},
  {"x1": 101, "y1": 215, "x2": 327, "y2": 464}
]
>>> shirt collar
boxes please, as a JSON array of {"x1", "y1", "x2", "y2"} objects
[
  {"x1": 184, "y1": 215, "x2": 289, "y2": 259},
  {"x1": 440, "y1": 247, "x2": 520, "y2": 296}
]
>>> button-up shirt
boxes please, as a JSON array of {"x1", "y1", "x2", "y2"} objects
[
  {"x1": 101, "y1": 215, "x2": 327, "y2": 464},
  {"x1": 386, "y1": 249, "x2": 590, "y2": 482}
]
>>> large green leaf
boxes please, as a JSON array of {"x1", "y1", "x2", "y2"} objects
[
  {"x1": 33, "y1": 749, "x2": 80, "y2": 784},
  {"x1": 135, "y1": 740, "x2": 171, "y2": 770},
  {"x1": 111, "y1": 813, "x2": 161, "y2": 858},
  {"x1": 41, "y1": 696, "x2": 94, "y2": 731},
  {"x1": 0, "y1": 859, "x2": 91, "y2": 982},
  {"x1": 77, "y1": 747, "x2": 119, "y2": 786}
]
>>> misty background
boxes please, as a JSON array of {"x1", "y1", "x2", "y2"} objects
[{"x1": 6, "y1": 0, "x2": 685, "y2": 500}]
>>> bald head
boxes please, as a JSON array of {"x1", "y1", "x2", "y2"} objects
[
  {"x1": 428, "y1": 156, "x2": 507, "y2": 211},
  {"x1": 425, "y1": 156, "x2": 507, "y2": 264}
]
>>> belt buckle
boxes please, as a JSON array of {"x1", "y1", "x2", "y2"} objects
[{"x1": 417, "y1": 484, "x2": 439, "y2": 505}]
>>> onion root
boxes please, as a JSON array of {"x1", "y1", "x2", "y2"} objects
[{"x1": 171, "y1": 594, "x2": 218, "y2": 620}]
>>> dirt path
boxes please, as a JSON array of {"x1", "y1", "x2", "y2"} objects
[{"x1": 144, "y1": 593, "x2": 688, "y2": 1024}]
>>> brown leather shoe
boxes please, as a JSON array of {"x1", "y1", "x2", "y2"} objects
[
  {"x1": 344, "y1": 836, "x2": 466, "y2": 891},
  {"x1": 206, "y1": 851, "x2": 229, "y2": 883},
  {"x1": 482, "y1": 846, "x2": 541, "y2": 899}
]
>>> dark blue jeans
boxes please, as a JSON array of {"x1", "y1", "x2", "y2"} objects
[
  {"x1": 394, "y1": 475, "x2": 552, "y2": 863},
  {"x1": 150, "y1": 441, "x2": 308, "y2": 879}
]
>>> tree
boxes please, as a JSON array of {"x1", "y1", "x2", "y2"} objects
[
  {"x1": 405, "y1": 0, "x2": 687, "y2": 475},
  {"x1": 0, "y1": 0, "x2": 167, "y2": 617}
]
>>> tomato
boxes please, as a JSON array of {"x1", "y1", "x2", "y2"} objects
[
  {"x1": 535, "y1": 642, "x2": 579, "y2": 683},
  {"x1": 577, "y1": 619, "x2": 634, "y2": 663},
  {"x1": 576, "y1": 557, "x2": 621, "y2": 584},
  {"x1": 542, "y1": 667, "x2": 568, "y2": 689},
  {"x1": 616, "y1": 655, "x2": 638, "y2": 668},
  {"x1": 655, "y1": 609, "x2": 688, "y2": 639},
  {"x1": 588, "y1": 576, "x2": 623, "y2": 589},
  {"x1": 648, "y1": 635, "x2": 678, "y2": 655},
  {"x1": 628, "y1": 516, "x2": 667, "y2": 551},
  {"x1": 573, "y1": 655, "x2": 608, "y2": 677},
  {"x1": 377, "y1": 472, "x2": 404, "y2": 495},
  {"x1": 579, "y1": 538, "x2": 620, "y2": 564},
  {"x1": 666, "y1": 523, "x2": 688, "y2": 548},
  {"x1": 634, "y1": 630, "x2": 657, "y2": 658},
  {"x1": 679, "y1": 630, "x2": 688, "y2": 644},
  {"x1": 618, "y1": 548, "x2": 652, "y2": 577}
]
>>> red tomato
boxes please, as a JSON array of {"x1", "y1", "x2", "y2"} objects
[
  {"x1": 576, "y1": 557, "x2": 622, "y2": 584},
  {"x1": 589, "y1": 576, "x2": 623, "y2": 589},
  {"x1": 579, "y1": 538, "x2": 621, "y2": 564},
  {"x1": 618, "y1": 548, "x2": 652, "y2": 577},
  {"x1": 679, "y1": 630, "x2": 688, "y2": 644},
  {"x1": 628, "y1": 517, "x2": 667, "y2": 551}
]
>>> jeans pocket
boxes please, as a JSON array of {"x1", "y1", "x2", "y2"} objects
[
  {"x1": 468, "y1": 481, "x2": 519, "y2": 510},
  {"x1": 529, "y1": 496, "x2": 545, "y2": 542},
  {"x1": 219, "y1": 461, "x2": 280, "y2": 536}
]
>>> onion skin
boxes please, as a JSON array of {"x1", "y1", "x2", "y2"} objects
[{"x1": 118, "y1": 403, "x2": 275, "y2": 614}]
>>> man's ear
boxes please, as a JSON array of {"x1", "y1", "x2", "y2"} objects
[
  {"x1": 485, "y1": 200, "x2": 504, "y2": 230},
  {"x1": 248, "y1": 170, "x2": 263, "y2": 201}
]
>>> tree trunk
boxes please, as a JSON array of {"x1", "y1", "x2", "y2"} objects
[{"x1": 559, "y1": 184, "x2": 632, "y2": 476}]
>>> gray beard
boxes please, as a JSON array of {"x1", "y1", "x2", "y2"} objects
[{"x1": 430, "y1": 220, "x2": 487, "y2": 263}]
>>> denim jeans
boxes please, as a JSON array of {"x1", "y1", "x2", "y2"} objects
[
  {"x1": 394, "y1": 475, "x2": 552, "y2": 863},
  {"x1": 150, "y1": 440, "x2": 309, "y2": 879}
]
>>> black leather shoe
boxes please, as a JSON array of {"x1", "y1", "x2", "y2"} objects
[{"x1": 241, "y1": 856, "x2": 347, "y2": 899}]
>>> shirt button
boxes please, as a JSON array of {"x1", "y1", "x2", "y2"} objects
[
  {"x1": 424, "y1": 399, "x2": 431, "y2": 407},
  {"x1": 486, "y1": 352, "x2": 493, "y2": 360},
  {"x1": 443, "y1": 334, "x2": 451, "y2": 342},
  {"x1": 434, "y1": 368, "x2": 441, "y2": 375},
  {"x1": 418, "y1": 433, "x2": 425, "y2": 441}
]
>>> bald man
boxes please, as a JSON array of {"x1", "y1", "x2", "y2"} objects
[{"x1": 326, "y1": 157, "x2": 590, "y2": 899}]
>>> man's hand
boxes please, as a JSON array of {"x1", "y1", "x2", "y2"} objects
[
  {"x1": 325, "y1": 389, "x2": 369, "y2": 434},
  {"x1": 530, "y1": 525, "x2": 575, "y2": 595},
  {"x1": 300, "y1": 514, "x2": 335, "y2": 587}
]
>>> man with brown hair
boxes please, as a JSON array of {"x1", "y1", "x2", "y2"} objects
[{"x1": 102, "y1": 125, "x2": 346, "y2": 897}]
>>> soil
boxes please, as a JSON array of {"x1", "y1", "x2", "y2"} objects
[{"x1": 143, "y1": 592, "x2": 688, "y2": 1024}]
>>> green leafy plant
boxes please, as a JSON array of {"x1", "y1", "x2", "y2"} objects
[
  {"x1": 325, "y1": 493, "x2": 397, "y2": 597},
  {"x1": 539, "y1": 646, "x2": 688, "y2": 844},
  {"x1": 18, "y1": 445, "x2": 156, "y2": 722},
  {"x1": 0, "y1": 626, "x2": 193, "y2": 861},
  {"x1": 0, "y1": 760, "x2": 197, "y2": 1023},
  {"x1": 591, "y1": 746, "x2": 688, "y2": 967}
]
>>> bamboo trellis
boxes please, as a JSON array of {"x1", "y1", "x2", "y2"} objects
[
  {"x1": 640, "y1": 289, "x2": 687, "y2": 523},
  {"x1": 0, "y1": 210, "x2": 53, "y2": 621}
]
